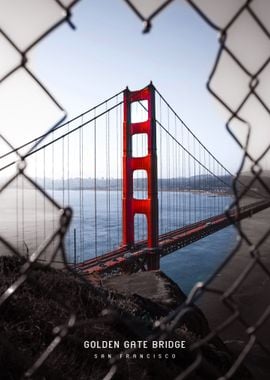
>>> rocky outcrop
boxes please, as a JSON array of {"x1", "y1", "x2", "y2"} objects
[
  {"x1": 103, "y1": 271, "x2": 252, "y2": 379},
  {"x1": 0, "y1": 257, "x2": 251, "y2": 380}
]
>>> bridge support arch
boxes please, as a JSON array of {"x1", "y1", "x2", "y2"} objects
[{"x1": 122, "y1": 83, "x2": 159, "y2": 270}]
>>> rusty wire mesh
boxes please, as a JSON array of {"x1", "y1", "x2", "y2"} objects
[{"x1": 1, "y1": 0, "x2": 270, "y2": 379}]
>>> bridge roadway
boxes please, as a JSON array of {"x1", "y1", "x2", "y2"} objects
[{"x1": 77, "y1": 199, "x2": 270, "y2": 276}]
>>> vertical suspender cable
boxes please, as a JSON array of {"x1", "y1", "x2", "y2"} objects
[
  {"x1": 43, "y1": 148, "x2": 46, "y2": 241},
  {"x1": 94, "y1": 109, "x2": 97, "y2": 258},
  {"x1": 181, "y1": 123, "x2": 185, "y2": 226},
  {"x1": 67, "y1": 122, "x2": 70, "y2": 260},
  {"x1": 52, "y1": 132, "x2": 55, "y2": 251},
  {"x1": 79, "y1": 125, "x2": 82, "y2": 262},
  {"x1": 199, "y1": 145, "x2": 200, "y2": 220},
  {"x1": 208, "y1": 154, "x2": 210, "y2": 217},
  {"x1": 62, "y1": 135, "x2": 65, "y2": 206},
  {"x1": 43, "y1": 148, "x2": 46, "y2": 260},
  {"x1": 116, "y1": 96, "x2": 120, "y2": 246},
  {"x1": 214, "y1": 160, "x2": 217, "y2": 216},
  {"x1": 34, "y1": 154, "x2": 38, "y2": 250},
  {"x1": 188, "y1": 133, "x2": 191, "y2": 224},
  {"x1": 62, "y1": 136, "x2": 65, "y2": 259},
  {"x1": 21, "y1": 173, "x2": 25, "y2": 255},
  {"x1": 106, "y1": 102, "x2": 109, "y2": 251},
  {"x1": 108, "y1": 109, "x2": 111, "y2": 249},
  {"x1": 81, "y1": 116, "x2": 84, "y2": 261},
  {"x1": 203, "y1": 150, "x2": 206, "y2": 219},
  {"x1": 174, "y1": 113, "x2": 177, "y2": 229},
  {"x1": 16, "y1": 173, "x2": 19, "y2": 251}
]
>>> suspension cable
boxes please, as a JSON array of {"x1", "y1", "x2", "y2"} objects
[{"x1": 0, "y1": 90, "x2": 124, "y2": 161}]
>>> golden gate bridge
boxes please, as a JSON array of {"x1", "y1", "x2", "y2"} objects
[{"x1": 1, "y1": 83, "x2": 269, "y2": 277}]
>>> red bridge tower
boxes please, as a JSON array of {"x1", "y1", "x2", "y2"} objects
[{"x1": 122, "y1": 83, "x2": 159, "y2": 270}]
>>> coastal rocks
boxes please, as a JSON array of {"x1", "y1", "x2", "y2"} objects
[
  {"x1": 0, "y1": 256, "x2": 251, "y2": 380},
  {"x1": 103, "y1": 270, "x2": 252, "y2": 380}
]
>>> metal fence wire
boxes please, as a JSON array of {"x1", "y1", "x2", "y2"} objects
[{"x1": 0, "y1": 1, "x2": 270, "y2": 379}]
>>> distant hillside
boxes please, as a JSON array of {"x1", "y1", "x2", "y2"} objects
[
  {"x1": 31, "y1": 175, "x2": 233, "y2": 192},
  {"x1": 236, "y1": 172, "x2": 270, "y2": 198},
  {"x1": 241, "y1": 170, "x2": 270, "y2": 177}
]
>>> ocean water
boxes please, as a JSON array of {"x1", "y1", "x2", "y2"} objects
[
  {"x1": 161, "y1": 226, "x2": 237, "y2": 294},
  {"x1": 0, "y1": 188, "x2": 237, "y2": 293}
]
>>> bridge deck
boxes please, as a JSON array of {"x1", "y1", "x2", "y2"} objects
[{"x1": 77, "y1": 199, "x2": 270, "y2": 276}]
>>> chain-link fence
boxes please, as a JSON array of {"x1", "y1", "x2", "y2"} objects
[{"x1": 1, "y1": 1, "x2": 270, "y2": 379}]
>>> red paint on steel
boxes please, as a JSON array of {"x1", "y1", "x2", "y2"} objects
[{"x1": 122, "y1": 83, "x2": 159, "y2": 270}]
